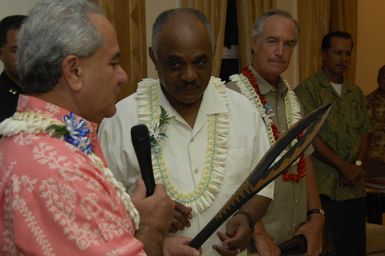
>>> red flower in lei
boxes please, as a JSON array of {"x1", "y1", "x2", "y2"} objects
[{"x1": 241, "y1": 66, "x2": 306, "y2": 182}]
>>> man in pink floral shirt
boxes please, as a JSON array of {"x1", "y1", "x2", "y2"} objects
[{"x1": 0, "y1": 0, "x2": 200, "y2": 255}]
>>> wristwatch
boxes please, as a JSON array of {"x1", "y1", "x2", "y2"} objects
[
  {"x1": 307, "y1": 208, "x2": 325, "y2": 217},
  {"x1": 355, "y1": 160, "x2": 363, "y2": 167}
]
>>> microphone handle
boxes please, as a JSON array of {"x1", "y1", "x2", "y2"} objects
[{"x1": 138, "y1": 158, "x2": 155, "y2": 196}]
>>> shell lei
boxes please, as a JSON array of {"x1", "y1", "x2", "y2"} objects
[
  {"x1": 136, "y1": 77, "x2": 229, "y2": 214},
  {"x1": 0, "y1": 111, "x2": 141, "y2": 230},
  {"x1": 230, "y1": 67, "x2": 306, "y2": 182}
]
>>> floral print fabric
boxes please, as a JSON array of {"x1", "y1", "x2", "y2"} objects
[{"x1": 0, "y1": 95, "x2": 145, "y2": 256}]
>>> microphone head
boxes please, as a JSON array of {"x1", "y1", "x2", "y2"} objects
[{"x1": 131, "y1": 124, "x2": 150, "y2": 146}]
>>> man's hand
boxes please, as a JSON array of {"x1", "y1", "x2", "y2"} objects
[
  {"x1": 163, "y1": 236, "x2": 201, "y2": 256},
  {"x1": 212, "y1": 213, "x2": 252, "y2": 256},
  {"x1": 253, "y1": 222, "x2": 280, "y2": 256},
  {"x1": 338, "y1": 162, "x2": 363, "y2": 186},
  {"x1": 170, "y1": 202, "x2": 192, "y2": 233},
  {"x1": 295, "y1": 214, "x2": 324, "y2": 256},
  {"x1": 132, "y1": 178, "x2": 175, "y2": 255}
]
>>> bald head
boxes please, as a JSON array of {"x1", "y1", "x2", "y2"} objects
[
  {"x1": 151, "y1": 8, "x2": 214, "y2": 60},
  {"x1": 148, "y1": 8, "x2": 214, "y2": 113}
]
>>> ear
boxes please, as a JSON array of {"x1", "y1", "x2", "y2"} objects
[
  {"x1": 61, "y1": 55, "x2": 82, "y2": 91},
  {"x1": 251, "y1": 38, "x2": 258, "y2": 54},
  {"x1": 148, "y1": 47, "x2": 158, "y2": 71}
]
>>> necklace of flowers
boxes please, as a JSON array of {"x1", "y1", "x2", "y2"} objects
[
  {"x1": 136, "y1": 77, "x2": 229, "y2": 214},
  {"x1": 230, "y1": 66, "x2": 305, "y2": 182},
  {"x1": 0, "y1": 111, "x2": 141, "y2": 229}
]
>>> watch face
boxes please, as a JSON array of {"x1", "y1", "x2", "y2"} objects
[{"x1": 355, "y1": 160, "x2": 362, "y2": 167}]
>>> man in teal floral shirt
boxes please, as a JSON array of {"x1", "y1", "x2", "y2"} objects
[
  {"x1": 295, "y1": 31, "x2": 371, "y2": 256},
  {"x1": 365, "y1": 65, "x2": 385, "y2": 177}
]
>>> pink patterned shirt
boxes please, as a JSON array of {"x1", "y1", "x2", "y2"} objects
[{"x1": 0, "y1": 95, "x2": 145, "y2": 256}]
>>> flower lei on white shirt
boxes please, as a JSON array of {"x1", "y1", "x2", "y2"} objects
[
  {"x1": 136, "y1": 77, "x2": 229, "y2": 213},
  {"x1": 230, "y1": 66, "x2": 306, "y2": 182},
  {"x1": 0, "y1": 111, "x2": 141, "y2": 230}
]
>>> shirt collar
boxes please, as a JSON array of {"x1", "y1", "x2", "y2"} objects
[
  {"x1": 318, "y1": 68, "x2": 353, "y2": 94},
  {"x1": 248, "y1": 64, "x2": 288, "y2": 95}
]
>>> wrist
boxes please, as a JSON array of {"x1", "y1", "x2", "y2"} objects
[
  {"x1": 253, "y1": 222, "x2": 268, "y2": 236},
  {"x1": 307, "y1": 208, "x2": 325, "y2": 219},
  {"x1": 136, "y1": 225, "x2": 165, "y2": 255},
  {"x1": 234, "y1": 211, "x2": 254, "y2": 230}
]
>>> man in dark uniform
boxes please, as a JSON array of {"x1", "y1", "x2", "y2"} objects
[{"x1": 0, "y1": 15, "x2": 26, "y2": 122}]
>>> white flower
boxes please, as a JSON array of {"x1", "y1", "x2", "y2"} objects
[{"x1": 149, "y1": 106, "x2": 170, "y2": 155}]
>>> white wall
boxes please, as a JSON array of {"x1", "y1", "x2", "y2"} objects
[
  {"x1": 356, "y1": 0, "x2": 385, "y2": 95},
  {"x1": 145, "y1": 0, "x2": 180, "y2": 78},
  {"x1": 0, "y1": 0, "x2": 38, "y2": 72}
]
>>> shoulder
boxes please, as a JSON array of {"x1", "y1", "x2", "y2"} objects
[
  {"x1": 1, "y1": 133, "x2": 97, "y2": 179},
  {"x1": 116, "y1": 92, "x2": 137, "y2": 112},
  {"x1": 225, "y1": 79, "x2": 242, "y2": 94},
  {"x1": 296, "y1": 73, "x2": 323, "y2": 91},
  {"x1": 100, "y1": 92, "x2": 138, "y2": 132},
  {"x1": 346, "y1": 80, "x2": 365, "y2": 97},
  {"x1": 366, "y1": 90, "x2": 377, "y2": 101},
  {"x1": 226, "y1": 86, "x2": 256, "y2": 111},
  {"x1": 224, "y1": 87, "x2": 266, "y2": 131}
]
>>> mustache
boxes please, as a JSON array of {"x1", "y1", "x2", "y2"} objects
[
  {"x1": 270, "y1": 58, "x2": 286, "y2": 64},
  {"x1": 181, "y1": 80, "x2": 199, "y2": 87},
  {"x1": 337, "y1": 63, "x2": 348, "y2": 68}
]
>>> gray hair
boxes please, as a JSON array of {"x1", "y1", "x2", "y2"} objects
[
  {"x1": 17, "y1": 0, "x2": 104, "y2": 93},
  {"x1": 151, "y1": 8, "x2": 215, "y2": 60},
  {"x1": 252, "y1": 9, "x2": 299, "y2": 41}
]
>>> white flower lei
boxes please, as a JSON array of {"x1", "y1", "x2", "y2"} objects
[
  {"x1": 0, "y1": 111, "x2": 141, "y2": 230},
  {"x1": 136, "y1": 77, "x2": 229, "y2": 214},
  {"x1": 229, "y1": 74, "x2": 302, "y2": 145}
]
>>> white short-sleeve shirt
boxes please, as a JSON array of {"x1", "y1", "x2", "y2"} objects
[{"x1": 98, "y1": 78, "x2": 274, "y2": 255}]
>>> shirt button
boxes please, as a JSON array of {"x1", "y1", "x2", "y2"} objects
[{"x1": 194, "y1": 168, "x2": 199, "y2": 174}]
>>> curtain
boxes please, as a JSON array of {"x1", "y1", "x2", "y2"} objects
[
  {"x1": 94, "y1": 0, "x2": 147, "y2": 100},
  {"x1": 236, "y1": 0, "x2": 276, "y2": 68},
  {"x1": 181, "y1": 0, "x2": 228, "y2": 77},
  {"x1": 297, "y1": 0, "x2": 330, "y2": 81},
  {"x1": 298, "y1": 0, "x2": 357, "y2": 82},
  {"x1": 330, "y1": 0, "x2": 357, "y2": 82}
]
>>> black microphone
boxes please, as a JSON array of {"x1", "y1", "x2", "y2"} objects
[{"x1": 131, "y1": 124, "x2": 156, "y2": 197}]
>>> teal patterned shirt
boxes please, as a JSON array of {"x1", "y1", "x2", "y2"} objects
[
  {"x1": 295, "y1": 69, "x2": 371, "y2": 201},
  {"x1": 366, "y1": 89, "x2": 385, "y2": 162}
]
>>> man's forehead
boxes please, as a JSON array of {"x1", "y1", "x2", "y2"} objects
[
  {"x1": 6, "y1": 28, "x2": 19, "y2": 39},
  {"x1": 260, "y1": 17, "x2": 296, "y2": 38},
  {"x1": 330, "y1": 37, "x2": 352, "y2": 48},
  {"x1": 3, "y1": 29, "x2": 19, "y2": 47}
]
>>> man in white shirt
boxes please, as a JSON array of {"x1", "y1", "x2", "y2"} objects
[{"x1": 99, "y1": 8, "x2": 273, "y2": 256}]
